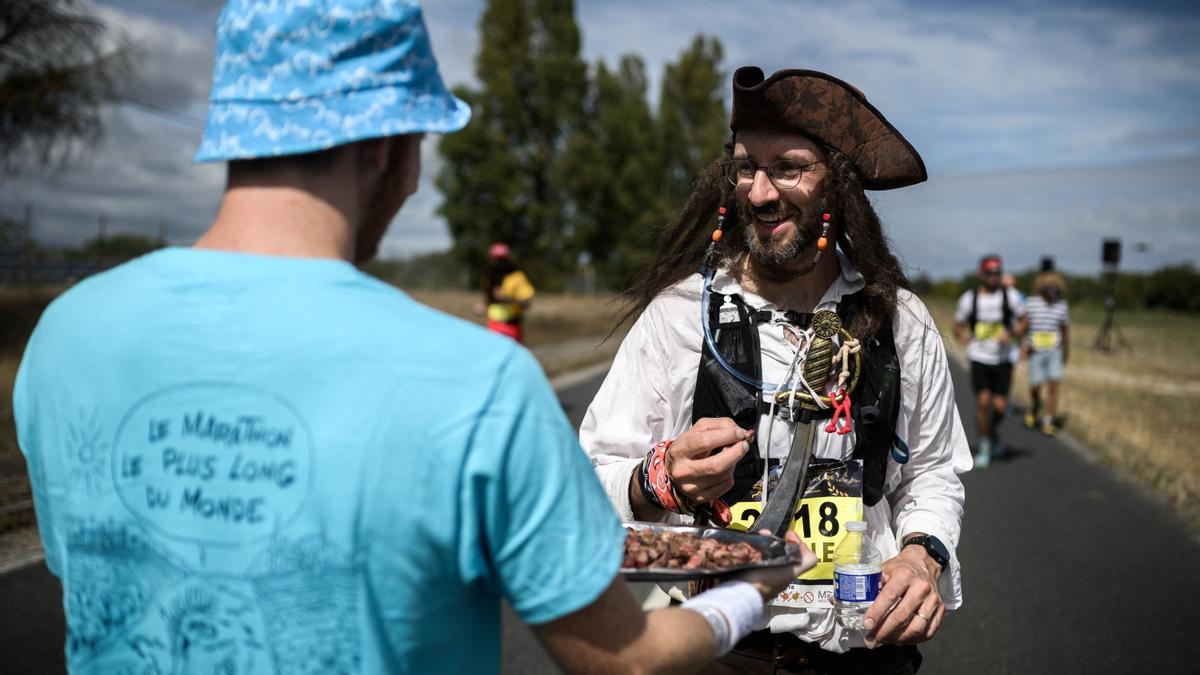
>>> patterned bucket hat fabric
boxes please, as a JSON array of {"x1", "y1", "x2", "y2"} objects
[
  {"x1": 194, "y1": 0, "x2": 470, "y2": 163},
  {"x1": 729, "y1": 67, "x2": 926, "y2": 190}
]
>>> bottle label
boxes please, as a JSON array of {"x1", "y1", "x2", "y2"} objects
[{"x1": 833, "y1": 571, "x2": 881, "y2": 602}]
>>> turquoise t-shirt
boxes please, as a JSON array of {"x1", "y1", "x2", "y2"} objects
[{"x1": 13, "y1": 248, "x2": 624, "y2": 674}]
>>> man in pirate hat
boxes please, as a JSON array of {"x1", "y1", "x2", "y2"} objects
[
  {"x1": 582, "y1": 67, "x2": 971, "y2": 671},
  {"x1": 14, "y1": 5, "x2": 813, "y2": 673}
]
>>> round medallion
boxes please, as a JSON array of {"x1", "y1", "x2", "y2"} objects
[{"x1": 811, "y1": 310, "x2": 841, "y2": 339}]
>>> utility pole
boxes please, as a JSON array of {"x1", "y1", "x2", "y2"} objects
[{"x1": 1093, "y1": 238, "x2": 1131, "y2": 353}]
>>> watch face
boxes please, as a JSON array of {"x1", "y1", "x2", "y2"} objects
[
  {"x1": 923, "y1": 536, "x2": 949, "y2": 566},
  {"x1": 909, "y1": 536, "x2": 949, "y2": 567}
]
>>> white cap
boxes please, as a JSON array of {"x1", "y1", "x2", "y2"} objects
[{"x1": 846, "y1": 520, "x2": 867, "y2": 532}]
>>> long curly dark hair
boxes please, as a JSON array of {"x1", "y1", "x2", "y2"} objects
[{"x1": 617, "y1": 141, "x2": 910, "y2": 343}]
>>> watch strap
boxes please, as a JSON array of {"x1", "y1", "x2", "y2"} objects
[{"x1": 904, "y1": 535, "x2": 949, "y2": 570}]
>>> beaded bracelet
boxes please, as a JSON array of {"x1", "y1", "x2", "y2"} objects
[{"x1": 636, "y1": 439, "x2": 733, "y2": 527}]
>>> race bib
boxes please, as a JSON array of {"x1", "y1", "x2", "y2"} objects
[
  {"x1": 726, "y1": 459, "x2": 863, "y2": 608},
  {"x1": 974, "y1": 321, "x2": 1005, "y2": 342},
  {"x1": 486, "y1": 302, "x2": 519, "y2": 322},
  {"x1": 1031, "y1": 330, "x2": 1058, "y2": 351}
]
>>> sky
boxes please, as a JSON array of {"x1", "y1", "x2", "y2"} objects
[{"x1": 2, "y1": 0, "x2": 1198, "y2": 278}]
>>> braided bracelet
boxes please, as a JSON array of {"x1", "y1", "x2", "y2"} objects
[
  {"x1": 638, "y1": 440, "x2": 684, "y2": 513},
  {"x1": 636, "y1": 440, "x2": 733, "y2": 526}
]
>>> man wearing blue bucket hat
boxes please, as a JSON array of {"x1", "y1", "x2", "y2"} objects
[{"x1": 14, "y1": 2, "x2": 814, "y2": 673}]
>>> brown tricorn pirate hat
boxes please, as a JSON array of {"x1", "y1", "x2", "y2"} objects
[{"x1": 730, "y1": 67, "x2": 927, "y2": 190}]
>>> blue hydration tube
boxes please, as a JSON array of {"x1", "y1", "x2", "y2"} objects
[{"x1": 700, "y1": 266, "x2": 787, "y2": 393}]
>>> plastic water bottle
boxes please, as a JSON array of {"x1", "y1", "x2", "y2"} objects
[{"x1": 833, "y1": 520, "x2": 882, "y2": 630}]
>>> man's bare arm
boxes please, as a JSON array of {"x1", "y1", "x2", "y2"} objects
[
  {"x1": 535, "y1": 535, "x2": 816, "y2": 675},
  {"x1": 534, "y1": 578, "x2": 717, "y2": 675}
]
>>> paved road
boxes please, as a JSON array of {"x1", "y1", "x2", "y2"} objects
[{"x1": 4, "y1": 362, "x2": 1199, "y2": 674}]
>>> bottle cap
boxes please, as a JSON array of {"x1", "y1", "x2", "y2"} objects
[{"x1": 845, "y1": 520, "x2": 867, "y2": 532}]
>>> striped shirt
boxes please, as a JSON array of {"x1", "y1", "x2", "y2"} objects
[{"x1": 1026, "y1": 296, "x2": 1069, "y2": 351}]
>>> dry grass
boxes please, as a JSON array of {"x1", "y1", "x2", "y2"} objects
[
  {"x1": 0, "y1": 286, "x2": 627, "y2": 509},
  {"x1": 406, "y1": 289, "x2": 628, "y2": 378},
  {"x1": 925, "y1": 297, "x2": 1200, "y2": 530}
]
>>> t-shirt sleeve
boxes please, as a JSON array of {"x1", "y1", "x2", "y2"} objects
[
  {"x1": 1011, "y1": 288, "x2": 1027, "y2": 317},
  {"x1": 462, "y1": 348, "x2": 625, "y2": 625},
  {"x1": 953, "y1": 292, "x2": 971, "y2": 324},
  {"x1": 504, "y1": 271, "x2": 535, "y2": 302},
  {"x1": 12, "y1": 328, "x2": 63, "y2": 577}
]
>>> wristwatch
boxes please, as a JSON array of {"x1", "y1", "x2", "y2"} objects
[{"x1": 903, "y1": 535, "x2": 950, "y2": 571}]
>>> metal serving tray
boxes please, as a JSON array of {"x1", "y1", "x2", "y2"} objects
[{"x1": 620, "y1": 522, "x2": 799, "y2": 582}]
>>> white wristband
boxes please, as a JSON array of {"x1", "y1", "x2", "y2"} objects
[{"x1": 682, "y1": 581, "x2": 765, "y2": 657}]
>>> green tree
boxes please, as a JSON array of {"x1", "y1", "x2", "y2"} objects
[
  {"x1": 559, "y1": 35, "x2": 727, "y2": 290},
  {"x1": 436, "y1": 0, "x2": 587, "y2": 287},
  {"x1": 559, "y1": 55, "x2": 662, "y2": 289},
  {"x1": 0, "y1": 0, "x2": 133, "y2": 171},
  {"x1": 657, "y1": 35, "x2": 727, "y2": 208},
  {"x1": 1145, "y1": 264, "x2": 1200, "y2": 312},
  {"x1": 68, "y1": 233, "x2": 161, "y2": 261}
]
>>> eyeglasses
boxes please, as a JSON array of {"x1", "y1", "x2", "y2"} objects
[{"x1": 724, "y1": 158, "x2": 824, "y2": 190}]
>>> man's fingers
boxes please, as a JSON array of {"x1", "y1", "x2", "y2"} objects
[
  {"x1": 782, "y1": 530, "x2": 817, "y2": 575},
  {"x1": 872, "y1": 589, "x2": 925, "y2": 644},
  {"x1": 862, "y1": 576, "x2": 904, "y2": 633},
  {"x1": 675, "y1": 475, "x2": 734, "y2": 504},
  {"x1": 688, "y1": 417, "x2": 744, "y2": 434},
  {"x1": 675, "y1": 429, "x2": 751, "y2": 461},
  {"x1": 685, "y1": 439, "x2": 750, "y2": 477},
  {"x1": 673, "y1": 419, "x2": 752, "y2": 460},
  {"x1": 922, "y1": 601, "x2": 946, "y2": 641}
]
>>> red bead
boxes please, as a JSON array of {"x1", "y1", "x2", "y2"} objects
[
  {"x1": 719, "y1": 206, "x2": 727, "y2": 215},
  {"x1": 822, "y1": 213, "x2": 831, "y2": 221}
]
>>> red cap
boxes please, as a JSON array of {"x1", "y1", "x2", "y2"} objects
[
  {"x1": 980, "y1": 256, "x2": 1002, "y2": 273},
  {"x1": 489, "y1": 242, "x2": 511, "y2": 260}
]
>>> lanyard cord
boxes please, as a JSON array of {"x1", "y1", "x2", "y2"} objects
[
  {"x1": 702, "y1": 267, "x2": 836, "y2": 508},
  {"x1": 700, "y1": 267, "x2": 786, "y2": 392},
  {"x1": 700, "y1": 267, "x2": 830, "y2": 406}
]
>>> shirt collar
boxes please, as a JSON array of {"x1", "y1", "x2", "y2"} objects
[{"x1": 711, "y1": 250, "x2": 866, "y2": 310}]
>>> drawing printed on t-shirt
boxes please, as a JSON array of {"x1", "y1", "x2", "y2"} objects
[
  {"x1": 65, "y1": 407, "x2": 110, "y2": 495},
  {"x1": 63, "y1": 519, "x2": 189, "y2": 665},
  {"x1": 59, "y1": 382, "x2": 365, "y2": 673},
  {"x1": 247, "y1": 530, "x2": 364, "y2": 674}
]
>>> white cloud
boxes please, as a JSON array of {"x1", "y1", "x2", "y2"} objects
[
  {"x1": 96, "y1": 2, "x2": 216, "y2": 114},
  {"x1": 4, "y1": 0, "x2": 1197, "y2": 279},
  {"x1": 875, "y1": 153, "x2": 1200, "y2": 277}
]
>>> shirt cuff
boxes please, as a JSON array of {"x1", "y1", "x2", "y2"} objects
[
  {"x1": 896, "y1": 516, "x2": 963, "y2": 611},
  {"x1": 593, "y1": 456, "x2": 645, "y2": 522}
]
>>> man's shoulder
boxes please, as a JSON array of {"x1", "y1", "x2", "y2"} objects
[
  {"x1": 644, "y1": 273, "x2": 704, "y2": 314},
  {"x1": 894, "y1": 289, "x2": 938, "y2": 334},
  {"x1": 35, "y1": 254, "x2": 162, "y2": 325}
]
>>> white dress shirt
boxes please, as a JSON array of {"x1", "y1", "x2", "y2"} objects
[{"x1": 580, "y1": 253, "x2": 972, "y2": 652}]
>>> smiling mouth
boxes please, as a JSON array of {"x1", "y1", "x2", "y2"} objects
[{"x1": 754, "y1": 213, "x2": 794, "y2": 229}]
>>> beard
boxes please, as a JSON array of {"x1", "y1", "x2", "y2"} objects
[{"x1": 740, "y1": 197, "x2": 825, "y2": 272}]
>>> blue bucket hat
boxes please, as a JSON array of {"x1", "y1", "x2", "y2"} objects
[{"x1": 194, "y1": 0, "x2": 470, "y2": 162}]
